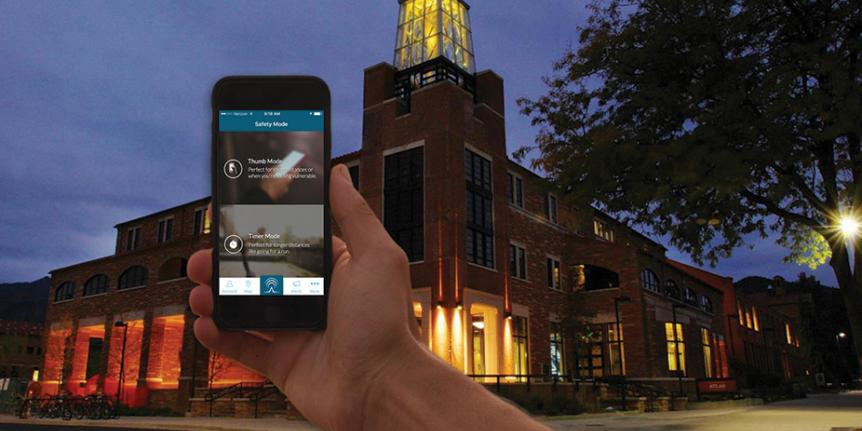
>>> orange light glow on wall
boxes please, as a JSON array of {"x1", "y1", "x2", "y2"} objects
[
  {"x1": 42, "y1": 324, "x2": 71, "y2": 395},
  {"x1": 208, "y1": 351, "x2": 264, "y2": 388},
  {"x1": 452, "y1": 307, "x2": 466, "y2": 372},
  {"x1": 146, "y1": 314, "x2": 184, "y2": 389},
  {"x1": 69, "y1": 324, "x2": 106, "y2": 394},
  {"x1": 105, "y1": 320, "x2": 144, "y2": 403},
  {"x1": 502, "y1": 317, "x2": 514, "y2": 376},
  {"x1": 433, "y1": 306, "x2": 449, "y2": 363}
]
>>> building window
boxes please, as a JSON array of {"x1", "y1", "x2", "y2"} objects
[
  {"x1": 384, "y1": 147, "x2": 424, "y2": 262},
  {"x1": 509, "y1": 244, "x2": 527, "y2": 280},
  {"x1": 549, "y1": 321, "x2": 565, "y2": 375},
  {"x1": 348, "y1": 164, "x2": 360, "y2": 190},
  {"x1": 465, "y1": 149, "x2": 494, "y2": 268},
  {"x1": 471, "y1": 313, "x2": 486, "y2": 375},
  {"x1": 700, "y1": 295, "x2": 714, "y2": 313},
  {"x1": 701, "y1": 328, "x2": 714, "y2": 378},
  {"x1": 754, "y1": 308, "x2": 762, "y2": 331},
  {"x1": 577, "y1": 265, "x2": 620, "y2": 291},
  {"x1": 194, "y1": 207, "x2": 210, "y2": 236},
  {"x1": 737, "y1": 301, "x2": 745, "y2": 326},
  {"x1": 126, "y1": 227, "x2": 141, "y2": 251},
  {"x1": 506, "y1": 172, "x2": 523, "y2": 208},
  {"x1": 608, "y1": 323, "x2": 625, "y2": 376},
  {"x1": 744, "y1": 306, "x2": 752, "y2": 328},
  {"x1": 83, "y1": 274, "x2": 109, "y2": 296},
  {"x1": 576, "y1": 327, "x2": 603, "y2": 378},
  {"x1": 665, "y1": 322, "x2": 686, "y2": 373},
  {"x1": 683, "y1": 287, "x2": 698, "y2": 305},
  {"x1": 54, "y1": 282, "x2": 74, "y2": 302},
  {"x1": 713, "y1": 333, "x2": 729, "y2": 378},
  {"x1": 664, "y1": 280, "x2": 681, "y2": 300},
  {"x1": 545, "y1": 194, "x2": 558, "y2": 223},
  {"x1": 593, "y1": 219, "x2": 614, "y2": 242},
  {"x1": 158, "y1": 217, "x2": 174, "y2": 243},
  {"x1": 158, "y1": 257, "x2": 188, "y2": 282},
  {"x1": 785, "y1": 322, "x2": 793, "y2": 345},
  {"x1": 512, "y1": 316, "x2": 528, "y2": 379},
  {"x1": 641, "y1": 269, "x2": 660, "y2": 293},
  {"x1": 546, "y1": 257, "x2": 561, "y2": 290},
  {"x1": 118, "y1": 266, "x2": 148, "y2": 290}
]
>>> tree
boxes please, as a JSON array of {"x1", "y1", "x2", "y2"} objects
[{"x1": 519, "y1": 0, "x2": 862, "y2": 371}]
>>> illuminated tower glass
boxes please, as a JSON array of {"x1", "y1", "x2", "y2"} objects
[{"x1": 395, "y1": 0, "x2": 475, "y2": 73}]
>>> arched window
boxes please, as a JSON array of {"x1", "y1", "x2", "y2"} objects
[
  {"x1": 158, "y1": 257, "x2": 188, "y2": 282},
  {"x1": 118, "y1": 266, "x2": 148, "y2": 290},
  {"x1": 54, "y1": 282, "x2": 75, "y2": 302},
  {"x1": 578, "y1": 265, "x2": 620, "y2": 291},
  {"x1": 640, "y1": 269, "x2": 660, "y2": 293},
  {"x1": 663, "y1": 280, "x2": 681, "y2": 299},
  {"x1": 83, "y1": 274, "x2": 109, "y2": 296},
  {"x1": 701, "y1": 295, "x2": 714, "y2": 313},
  {"x1": 684, "y1": 287, "x2": 698, "y2": 305}
]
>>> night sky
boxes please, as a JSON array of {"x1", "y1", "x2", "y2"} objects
[{"x1": 0, "y1": 1, "x2": 837, "y2": 286}]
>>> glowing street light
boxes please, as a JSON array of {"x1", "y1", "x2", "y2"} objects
[{"x1": 839, "y1": 215, "x2": 860, "y2": 238}]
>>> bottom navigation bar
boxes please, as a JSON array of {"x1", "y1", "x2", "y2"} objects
[{"x1": 219, "y1": 276, "x2": 324, "y2": 296}]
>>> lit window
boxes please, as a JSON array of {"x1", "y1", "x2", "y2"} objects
[
  {"x1": 744, "y1": 308, "x2": 753, "y2": 329},
  {"x1": 547, "y1": 257, "x2": 562, "y2": 290},
  {"x1": 509, "y1": 244, "x2": 527, "y2": 280},
  {"x1": 701, "y1": 328, "x2": 714, "y2": 378},
  {"x1": 506, "y1": 172, "x2": 524, "y2": 208},
  {"x1": 83, "y1": 274, "x2": 109, "y2": 296},
  {"x1": 126, "y1": 227, "x2": 141, "y2": 251},
  {"x1": 465, "y1": 149, "x2": 494, "y2": 268},
  {"x1": 118, "y1": 266, "x2": 148, "y2": 290},
  {"x1": 512, "y1": 316, "x2": 528, "y2": 379},
  {"x1": 737, "y1": 301, "x2": 745, "y2": 326},
  {"x1": 752, "y1": 306, "x2": 760, "y2": 331},
  {"x1": 641, "y1": 269, "x2": 660, "y2": 293},
  {"x1": 578, "y1": 265, "x2": 620, "y2": 291},
  {"x1": 193, "y1": 207, "x2": 209, "y2": 236},
  {"x1": 785, "y1": 322, "x2": 793, "y2": 345},
  {"x1": 545, "y1": 194, "x2": 558, "y2": 223},
  {"x1": 576, "y1": 327, "x2": 603, "y2": 378},
  {"x1": 665, "y1": 322, "x2": 686, "y2": 373},
  {"x1": 413, "y1": 302, "x2": 423, "y2": 337},
  {"x1": 549, "y1": 321, "x2": 565, "y2": 375},
  {"x1": 54, "y1": 282, "x2": 75, "y2": 302},
  {"x1": 593, "y1": 219, "x2": 614, "y2": 242},
  {"x1": 158, "y1": 217, "x2": 174, "y2": 243},
  {"x1": 384, "y1": 147, "x2": 424, "y2": 262},
  {"x1": 608, "y1": 323, "x2": 625, "y2": 376},
  {"x1": 395, "y1": 0, "x2": 475, "y2": 73}
]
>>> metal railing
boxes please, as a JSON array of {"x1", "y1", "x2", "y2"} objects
[
  {"x1": 394, "y1": 56, "x2": 476, "y2": 113},
  {"x1": 203, "y1": 380, "x2": 283, "y2": 417}
]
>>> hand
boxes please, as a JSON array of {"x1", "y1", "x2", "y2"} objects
[{"x1": 188, "y1": 164, "x2": 422, "y2": 429}]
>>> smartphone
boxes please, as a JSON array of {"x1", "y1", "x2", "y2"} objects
[{"x1": 211, "y1": 76, "x2": 331, "y2": 330}]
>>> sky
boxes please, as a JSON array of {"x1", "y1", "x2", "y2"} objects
[{"x1": 0, "y1": 0, "x2": 837, "y2": 286}]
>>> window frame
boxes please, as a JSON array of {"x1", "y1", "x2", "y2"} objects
[
  {"x1": 193, "y1": 207, "x2": 209, "y2": 237},
  {"x1": 126, "y1": 226, "x2": 141, "y2": 251},
  {"x1": 157, "y1": 217, "x2": 174, "y2": 244},
  {"x1": 546, "y1": 256, "x2": 562, "y2": 291},
  {"x1": 383, "y1": 145, "x2": 425, "y2": 262},
  {"x1": 118, "y1": 265, "x2": 149, "y2": 290},
  {"x1": 54, "y1": 282, "x2": 75, "y2": 302},
  {"x1": 505, "y1": 171, "x2": 524, "y2": 208},
  {"x1": 545, "y1": 193, "x2": 558, "y2": 224},
  {"x1": 549, "y1": 321, "x2": 565, "y2": 376},
  {"x1": 509, "y1": 242, "x2": 527, "y2": 280},
  {"x1": 665, "y1": 322, "x2": 686, "y2": 374},
  {"x1": 465, "y1": 148, "x2": 495, "y2": 269},
  {"x1": 82, "y1": 274, "x2": 109, "y2": 297},
  {"x1": 640, "y1": 269, "x2": 660, "y2": 293}
]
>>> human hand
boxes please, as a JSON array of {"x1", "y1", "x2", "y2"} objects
[{"x1": 188, "y1": 164, "x2": 422, "y2": 430}]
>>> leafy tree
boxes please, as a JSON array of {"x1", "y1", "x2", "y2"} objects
[{"x1": 519, "y1": 0, "x2": 862, "y2": 371}]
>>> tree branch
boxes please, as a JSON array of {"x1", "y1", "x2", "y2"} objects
[
  {"x1": 740, "y1": 189, "x2": 822, "y2": 229},
  {"x1": 772, "y1": 163, "x2": 832, "y2": 215}
]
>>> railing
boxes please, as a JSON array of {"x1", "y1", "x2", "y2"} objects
[
  {"x1": 393, "y1": 56, "x2": 476, "y2": 113},
  {"x1": 248, "y1": 383, "x2": 282, "y2": 418},
  {"x1": 203, "y1": 381, "x2": 267, "y2": 417}
]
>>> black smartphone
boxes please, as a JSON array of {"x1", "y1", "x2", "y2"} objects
[{"x1": 211, "y1": 76, "x2": 331, "y2": 330}]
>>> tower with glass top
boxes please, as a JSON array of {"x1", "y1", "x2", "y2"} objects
[{"x1": 395, "y1": 0, "x2": 475, "y2": 73}]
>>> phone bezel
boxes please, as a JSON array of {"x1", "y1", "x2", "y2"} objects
[{"x1": 211, "y1": 76, "x2": 331, "y2": 330}]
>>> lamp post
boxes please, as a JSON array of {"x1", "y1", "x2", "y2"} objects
[
  {"x1": 671, "y1": 304, "x2": 685, "y2": 397},
  {"x1": 113, "y1": 321, "x2": 128, "y2": 414},
  {"x1": 613, "y1": 296, "x2": 631, "y2": 411}
]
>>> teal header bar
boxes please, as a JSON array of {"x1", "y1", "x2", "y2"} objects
[{"x1": 219, "y1": 110, "x2": 324, "y2": 132}]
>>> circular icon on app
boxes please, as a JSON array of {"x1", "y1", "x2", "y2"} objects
[
  {"x1": 224, "y1": 234, "x2": 243, "y2": 254},
  {"x1": 224, "y1": 159, "x2": 242, "y2": 179}
]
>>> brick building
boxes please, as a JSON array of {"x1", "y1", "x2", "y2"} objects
[
  {"x1": 0, "y1": 320, "x2": 43, "y2": 382},
  {"x1": 41, "y1": 0, "x2": 755, "y2": 414}
]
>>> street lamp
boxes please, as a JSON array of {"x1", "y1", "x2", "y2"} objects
[
  {"x1": 839, "y1": 216, "x2": 860, "y2": 238},
  {"x1": 613, "y1": 296, "x2": 631, "y2": 411},
  {"x1": 113, "y1": 320, "x2": 129, "y2": 413}
]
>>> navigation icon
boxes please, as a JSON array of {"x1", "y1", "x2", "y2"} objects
[
  {"x1": 224, "y1": 235, "x2": 243, "y2": 254},
  {"x1": 224, "y1": 159, "x2": 243, "y2": 179},
  {"x1": 260, "y1": 276, "x2": 283, "y2": 296}
]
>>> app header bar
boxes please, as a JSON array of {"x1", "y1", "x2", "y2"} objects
[{"x1": 219, "y1": 110, "x2": 324, "y2": 132}]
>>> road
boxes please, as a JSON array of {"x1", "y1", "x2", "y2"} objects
[{"x1": 546, "y1": 391, "x2": 862, "y2": 431}]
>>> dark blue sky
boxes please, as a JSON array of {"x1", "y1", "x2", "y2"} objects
[{"x1": 0, "y1": 1, "x2": 836, "y2": 286}]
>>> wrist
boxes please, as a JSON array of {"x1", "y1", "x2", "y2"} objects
[{"x1": 361, "y1": 337, "x2": 431, "y2": 428}]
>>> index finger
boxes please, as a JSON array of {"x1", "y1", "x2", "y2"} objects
[{"x1": 329, "y1": 164, "x2": 398, "y2": 260}]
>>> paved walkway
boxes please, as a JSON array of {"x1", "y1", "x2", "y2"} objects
[{"x1": 2, "y1": 391, "x2": 859, "y2": 431}]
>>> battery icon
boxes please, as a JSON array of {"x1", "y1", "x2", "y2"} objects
[{"x1": 312, "y1": 112, "x2": 322, "y2": 116}]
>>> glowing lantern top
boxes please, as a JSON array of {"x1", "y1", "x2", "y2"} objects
[{"x1": 395, "y1": 0, "x2": 475, "y2": 73}]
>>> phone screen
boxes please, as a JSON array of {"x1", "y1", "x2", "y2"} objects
[{"x1": 216, "y1": 110, "x2": 326, "y2": 298}]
